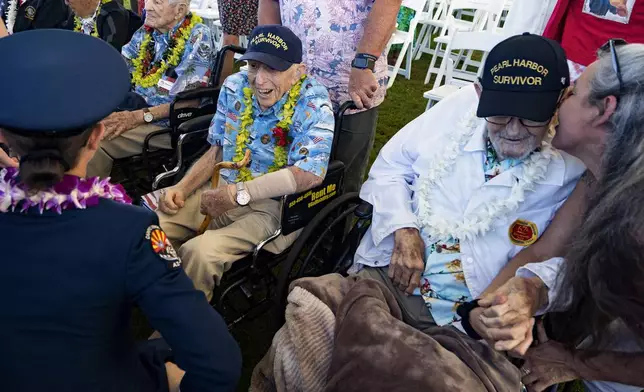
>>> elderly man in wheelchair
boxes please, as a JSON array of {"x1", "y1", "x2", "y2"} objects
[
  {"x1": 253, "y1": 34, "x2": 591, "y2": 391},
  {"x1": 155, "y1": 25, "x2": 334, "y2": 300},
  {"x1": 86, "y1": 0, "x2": 214, "y2": 178}
]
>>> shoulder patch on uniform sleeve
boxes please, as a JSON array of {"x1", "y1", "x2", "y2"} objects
[{"x1": 145, "y1": 225, "x2": 182, "y2": 270}]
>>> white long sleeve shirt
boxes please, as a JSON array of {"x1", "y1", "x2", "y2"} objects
[{"x1": 354, "y1": 85, "x2": 586, "y2": 300}]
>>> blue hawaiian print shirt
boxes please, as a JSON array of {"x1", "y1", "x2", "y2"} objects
[
  {"x1": 207, "y1": 72, "x2": 335, "y2": 184},
  {"x1": 414, "y1": 138, "x2": 524, "y2": 326},
  {"x1": 121, "y1": 17, "x2": 214, "y2": 107}
]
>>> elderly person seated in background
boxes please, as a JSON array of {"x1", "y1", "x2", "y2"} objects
[
  {"x1": 65, "y1": 0, "x2": 142, "y2": 50},
  {"x1": 471, "y1": 42, "x2": 644, "y2": 392},
  {"x1": 87, "y1": 0, "x2": 213, "y2": 178},
  {"x1": 156, "y1": 25, "x2": 334, "y2": 300},
  {"x1": 352, "y1": 33, "x2": 585, "y2": 332}
]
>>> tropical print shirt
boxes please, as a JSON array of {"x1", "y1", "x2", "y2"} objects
[
  {"x1": 275, "y1": 0, "x2": 388, "y2": 110},
  {"x1": 207, "y1": 72, "x2": 335, "y2": 184},
  {"x1": 121, "y1": 15, "x2": 214, "y2": 107},
  {"x1": 415, "y1": 138, "x2": 524, "y2": 326}
]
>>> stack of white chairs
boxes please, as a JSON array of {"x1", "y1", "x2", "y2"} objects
[
  {"x1": 423, "y1": 30, "x2": 509, "y2": 110},
  {"x1": 385, "y1": 0, "x2": 428, "y2": 88},
  {"x1": 413, "y1": 0, "x2": 469, "y2": 61},
  {"x1": 423, "y1": 0, "x2": 507, "y2": 88}
]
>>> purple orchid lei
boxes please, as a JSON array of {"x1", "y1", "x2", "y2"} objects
[{"x1": 0, "y1": 167, "x2": 132, "y2": 214}]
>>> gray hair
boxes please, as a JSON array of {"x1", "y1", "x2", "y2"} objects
[
  {"x1": 550, "y1": 43, "x2": 644, "y2": 349},
  {"x1": 589, "y1": 44, "x2": 644, "y2": 177},
  {"x1": 168, "y1": 0, "x2": 190, "y2": 8}
]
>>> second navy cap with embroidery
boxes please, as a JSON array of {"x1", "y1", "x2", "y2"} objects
[
  {"x1": 477, "y1": 32, "x2": 570, "y2": 122},
  {"x1": 239, "y1": 25, "x2": 303, "y2": 71},
  {"x1": 0, "y1": 29, "x2": 130, "y2": 135}
]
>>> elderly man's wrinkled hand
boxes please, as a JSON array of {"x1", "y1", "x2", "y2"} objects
[
  {"x1": 102, "y1": 111, "x2": 142, "y2": 141},
  {"x1": 389, "y1": 228, "x2": 425, "y2": 295},
  {"x1": 470, "y1": 306, "x2": 536, "y2": 355},
  {"x1": 158, "y1": 187, "x2": 186, "y2": 215},
  {"x1": 349, "y1": 68, "x2": 378, "y2": 110},
  {"x1": 522, "y1": 322, "x2": 580, "y2": 392},
  {"x1": 199, "y1": 185, "x2": 237, "y2": 219},
  {"x1": 479, "y1": 276, "x2": 545, "y2": 330},
  {"x1": 474, "y1": 276, "x2": 546, "y2": 355}
]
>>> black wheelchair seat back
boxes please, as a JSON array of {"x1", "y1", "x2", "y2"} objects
[{"x1": 281, "y1": 160, "x2": 345, "y2": 236}]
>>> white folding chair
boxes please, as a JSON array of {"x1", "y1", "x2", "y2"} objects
[
  {"x1": 424, "y1": 0, "x2": 506, "y2": 87},
  {"x1": 413, "y1": 0, "x2": 452, "y2": 61},
  {"x1": 385, "y1": 0, "x2": 428, "y2": 88},
  {"x1": 423, "y1": 30, "x2": 509, "y2": 110}
]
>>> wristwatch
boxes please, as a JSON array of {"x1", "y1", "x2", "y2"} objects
[
  {"x1": 351, "y1": 53, "x2": 377, "y2": 72},
  {"x1": 143, "y1": 108, "x2": 154, "y2": 123},
  {"x1": 235, "y1": 182, "x2": 251, "y2": 206}
]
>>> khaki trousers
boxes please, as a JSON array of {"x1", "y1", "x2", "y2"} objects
[
  {"x1": 87, "y1": 124, "x2": 171, "y2": 178},
  {"x1": 158, "y1": 182, "x2": 299, "y2": 301}
]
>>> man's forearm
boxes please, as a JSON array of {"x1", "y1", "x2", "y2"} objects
[
  {"x1": 176, "y1": 146, "x2": 221, "y2": 195},
  {"x1": 150, "y1": 104, "x2": 171, "y2": 120},
  {"x1": 258, "y1": 0, "x2": 281, "y2": 25},
  {"x1": 357, "y1": 0, "x2": 402, "y2": 57},
  {"x1": 575, "y1": 350, "x2": 644, "y2": 387}
]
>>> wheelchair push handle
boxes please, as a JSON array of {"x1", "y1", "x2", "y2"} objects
[
  {"x1": 213, "y1": 45, "x2": 248, "y2": 87},
  {"x1": 331, "y1": 101, "x2": 359, "y2": 161}
]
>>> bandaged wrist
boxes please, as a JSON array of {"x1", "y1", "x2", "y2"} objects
[{"x1": 244, "y1": 169, "x2": 297, "y2": 202}]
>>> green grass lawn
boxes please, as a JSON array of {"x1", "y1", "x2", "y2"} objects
[{"x1": 371, "y1": 53, "x2": 434, "y2": 163}]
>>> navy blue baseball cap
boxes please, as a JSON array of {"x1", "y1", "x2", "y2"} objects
[
  {"x1": 0, "y1": 29, "x2": 130, "y2": 136},
  {"x1": 477, "y1": 33, "x2": 570, "y2": 123},
  {"x1": 239, "y1": 25, "x2": 303, "y2": 72}
]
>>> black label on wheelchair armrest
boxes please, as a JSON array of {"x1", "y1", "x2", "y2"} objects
[{"x1": 281, "y1": 166, "x2": 344, "y2": 236}]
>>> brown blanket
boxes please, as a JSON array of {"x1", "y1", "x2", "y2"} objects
[
  {"x1": 324, "y1": 278, "x2": 521, "y2": 392},
  {"x1": 251, "y1": 274, "x2": 520, "y2": 392}
]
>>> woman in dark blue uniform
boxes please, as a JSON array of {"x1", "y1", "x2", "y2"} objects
[{"x1": 0, "y1": 30, "x2": 241, "y2": 392}]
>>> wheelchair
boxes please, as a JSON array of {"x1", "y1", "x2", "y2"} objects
[
  {"x1": 124, "y1": 45, "x2": 373, "y2": 327},
  {"x1": 111, "y1": 45, "x2": 247, "y2": 197}
]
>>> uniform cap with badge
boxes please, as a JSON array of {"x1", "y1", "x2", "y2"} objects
[
  {"x1": 0, "y1": 29, "x2": 130, "y2": 135},
  {"x1": 239, "y1": 24, "x2": 303, "y2": 71},
  {"x1": 476, "y1": 32, "x2": 570, "y2": 123}
]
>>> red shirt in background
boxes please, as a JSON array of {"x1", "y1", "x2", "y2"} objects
[{"x1": 543, "y1": 0, "x2": 644, "y2": 66}]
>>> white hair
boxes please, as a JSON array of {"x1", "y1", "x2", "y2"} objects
[{"x1": 168, "y1": 0, "x2": 190, "y2": 6}]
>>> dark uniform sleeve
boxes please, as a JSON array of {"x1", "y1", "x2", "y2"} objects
[
  {"x1": 32, "y1": 0, "x2": 70, "y2": 29},
  {"x1": 98, "y1": 5, "x2": 131, "y2": 51},
  {"x1": 125, "y1": 214, "x2": 241, "y2": 392}
]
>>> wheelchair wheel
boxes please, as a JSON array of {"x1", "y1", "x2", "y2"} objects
[{"x1": 275, "y1": 192, "x2": 364, "y2": 319}]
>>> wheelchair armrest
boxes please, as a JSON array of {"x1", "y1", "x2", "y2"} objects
[
  {"x1": 151, "y1": 128, "x2": 209, "y2": 190},
  {"x1": 326, "y1": 159, "x2": 345, "y2": 175},
  {"x1": 176, "y1": 114, "x2": 215, "y2": 134},
  {"x1": 174, "y1": 87, "x2": 221, "y2": 102},
  {"x1": 354, "y1": 201, "x2": 373, "y2": 219},
  {"x1": 143, "y1": 127, "x2": 172, "y2": 152}
]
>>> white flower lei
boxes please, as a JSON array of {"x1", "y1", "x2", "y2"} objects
[
  {"x1": 416, "y1": 107, "x2": 556, "y2": 242},
  {"x1": 5, "y1": 0, "x2": 18, "y2": 34}
]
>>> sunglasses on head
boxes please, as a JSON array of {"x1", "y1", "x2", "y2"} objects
[{"x1": 600, "y1": 38, "x2": 628, "y2": 91}]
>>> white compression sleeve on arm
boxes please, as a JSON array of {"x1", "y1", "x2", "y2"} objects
[{"x1": 245, "y1": 169, "x2": 298, "y2": 201}]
